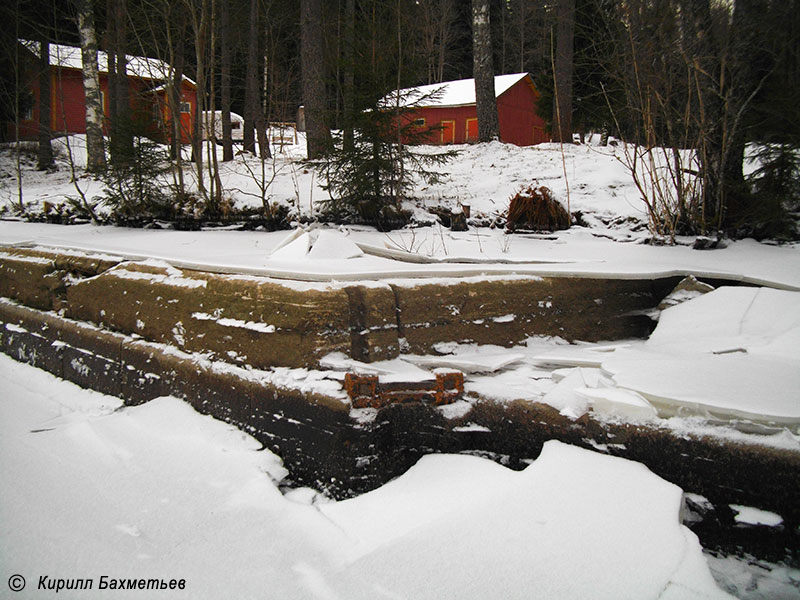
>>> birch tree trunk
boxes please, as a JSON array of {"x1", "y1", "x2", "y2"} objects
[
  {"x1": 75, "y1": 0, "x2": 106, "y2": 173},
  {"x1": 472, "y1": 0, "x2": 499, "y2": 142}
]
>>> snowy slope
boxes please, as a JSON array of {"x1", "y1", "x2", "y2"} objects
[{"x1": 3, "y1": 134, "x2": 798, "y2": 289}]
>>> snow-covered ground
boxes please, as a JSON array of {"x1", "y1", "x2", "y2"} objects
[
  {"x1": 0, "y1": 354, "x2": 748, "y2": 599},
  {"x1": 2, "y1": 135, "x2": 799, "y2": 287},
  {"x1": 2, "y1": 137, "x2": 799, "y2": 597},
  {"x1": 0, "y1": 132, "x2": 773, "y2": 230},
  {"x1": 1, "y1": 221, "x2": 799, "y2": 289}
]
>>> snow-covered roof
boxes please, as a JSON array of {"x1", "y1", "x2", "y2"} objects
[
  {"x1": 384, "y1": 73, "x2": 532, "y2": 109},
  {"x1": 201, "y1": 110, "x2": 244, "y2": 122},
  {"x1": 21, "y1": 40, "x2": 196, "y2": 86}
]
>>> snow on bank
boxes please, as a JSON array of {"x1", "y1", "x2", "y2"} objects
[
  {"x1": 3, "y1": 133, "x2": 799, "y2": 287},
  {"x1": 0, "y1": 354, "x2": 733, "y2": 599},
  {"x1": 1, "y1": 222, "x2": 799, "y2": 289},
  {"x1": 2, "y1": 136, "x2": 637, "y2": 223}
]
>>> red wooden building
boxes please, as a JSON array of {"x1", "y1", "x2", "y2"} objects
[
  {"x1": 391, "y1": 73, "x2": 549, "y2": 147},
  {"x1": 13, "y1": 40, "x2": 197, "y2": 144}
]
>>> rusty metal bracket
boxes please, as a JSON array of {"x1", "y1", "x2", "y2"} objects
[{"x1": 344, "y1": 371, "x2": 464, "y2": 409}]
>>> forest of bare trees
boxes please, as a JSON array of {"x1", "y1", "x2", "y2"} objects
[{"x1": 0, "y1": 0, "x2": 798, "y2": 236}]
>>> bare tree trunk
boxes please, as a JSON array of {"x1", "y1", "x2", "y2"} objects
[
  {"x1": 518, "y1": 0, "x2": 525, "y2": 72},
  {"x1": 551, "y1": 0, "x2": 575, "y2": 143},
  {"x1": 106, "y1": 0, "x2": 132, "y2": 164},
  {"x1": 680, "y1": 0, "x2": 730, "y2": 230},
  {"x1": 219, "y1": 0, "x2": 233, "y2": 161},
  {"x1": 255, "y1": 93, "x2": 271, "y2": 158},
  {"x1": 437, "y1": 0, "x2": 455, "y2": 83},
  {"x1": 254, "y1": 1, "x2": 271, "y2": 162},
  {"x1": 191, "y1": 0, "x2": 209, "y2": 198},
  {"x1": 243, "y1": 0, "x2": 258, "y2": 154},
  {"x1": 208, "y1": 0, "x2": 223, "y2": 205},
  {"x1": 419, "y1": 1, "x2": 435, "y2": 84},
  {"x1": 37, "y1": 40, "x2": 53, "y2": 170},
  {"x1": 472, "y1": 0, "x2": 499, "y2": 142},
  {"x1": 342, "y1": 0, "x2": 355, "y2": 151},
  {"x1": 114, "y1": 0, "x2": 132, "y2": 159},
  {"x1": 75, "y1": 0, "x2": 106, "y2": 173},
  {"x1": 301, "y1": 0, "x2": 329, "y2": 159},
  {"x1": 499, "y1": 0, "x2": 507, "y2": 74},
  {"x1": 105, "y1": 0, "x2": 117, "y2": 143},
  {"x1": 11, "y1": 0, "x2": 24, "y2": 210},
  {"x1": 717, "y1": 0, "x2": 765, "y2": 229},
  {"x1": 169, "y1": 13, "x2": 186, "y2": 164},
  {"x1": 394, "y1": 0, "x2": 404, "y2": 204}
]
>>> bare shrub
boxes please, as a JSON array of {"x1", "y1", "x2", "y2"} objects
[{"x1": 506, "y1": 185, "x2": 571, "y2": 232}]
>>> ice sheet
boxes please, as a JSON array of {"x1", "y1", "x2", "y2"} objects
[
  {"x1": 403, "y1": 352, "x2": 525, "y2": 373},
  {"x1": 602, "y1": 287, "x2": 800, "y2": 427}
]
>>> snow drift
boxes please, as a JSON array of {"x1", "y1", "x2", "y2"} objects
[{"x1": 0, "y1": 354, "x2": 732, "y2": 599}]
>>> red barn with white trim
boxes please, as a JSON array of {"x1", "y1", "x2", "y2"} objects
[
  {"x1": 390, "y1": 73, "x2": 548, "y2": 146},
  {"x1": 12, "y1": 40, "x2": 197, "y2": 144}
]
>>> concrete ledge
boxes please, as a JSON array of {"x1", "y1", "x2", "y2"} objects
[{"x1": 0, "y1": 299, "x2": 353, "y2": 492}]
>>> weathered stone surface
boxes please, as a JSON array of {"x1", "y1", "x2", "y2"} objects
[
  {"x1": 52, "y1": 252, "x2": 119, "y2": 277},
  {"x1": 1, "y1": 247, "x2": 117, "y2": 275},
  {"x1": 0, "y1": 248, "x2": 118, "y2": 311},
  {"x1": 0, "y1": 298, "x2": 62, "y2": 335},
  {"x1": 119, "y1": 340, "x2": 171, "y2": 405},
  {"x1": 394, "y1": 277, "x2": 679, "y2": 351},
  {"x1": 345, "y1": 284, "x2": 400, "y2": 362},
  {"x1": 3, "y1": 248, "x2": 687, "y2": 367},
  {"x1": 657, "y1": 275, "x2": 716, "y2": 311},
  {"x1": 65, "y1": 263, "x2": 353, "y2": 369},
  {"x1": 62, "y1": 345, "x2": 122, "y2": 397},
  {"x1": 0, "y1": 300, "x2": 63, "y2": 375},
  {"x1": 0, "y1": 249, "x2": 60, "y2": 309},
  {"x1": 57, "y1": 318, "x2": 123, "y2": 363},
  {"x1": 2, "y1": 326, "x2": 61, "y2": 376}
]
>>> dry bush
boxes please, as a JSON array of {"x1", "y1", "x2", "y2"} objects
[{"x1": 506, "y1": 185, "x2": 571, "y2": 232}]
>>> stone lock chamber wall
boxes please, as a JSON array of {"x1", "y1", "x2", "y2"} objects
[
  {"x1": 0, "y1": 246, "x2": 681, "y2": 370},
  {"x1": 1, "y1": 245, "x2": 798, "y2": 564}
]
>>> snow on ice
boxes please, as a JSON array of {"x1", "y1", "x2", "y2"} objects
[
  {"x1": 0, "y1": 354, "x2": 732, "y2": 599},
  {"x1": 602, "y1": 287, "x2": 800, "y2": 426}
]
